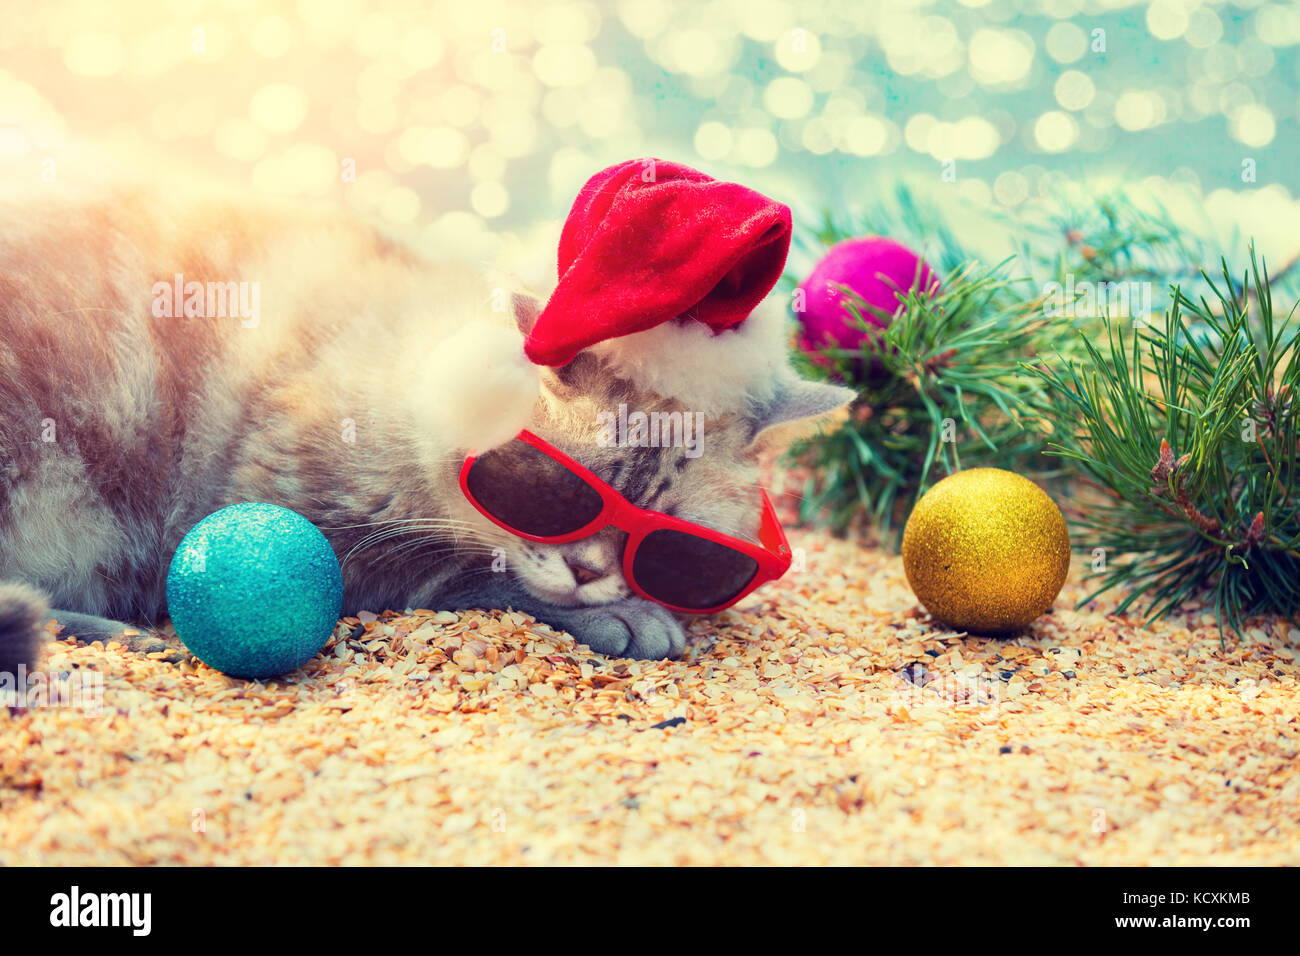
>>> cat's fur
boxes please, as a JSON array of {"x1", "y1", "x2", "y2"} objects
[{"x1": 0, "y1": 185, "x2": 850, "y2": 674}]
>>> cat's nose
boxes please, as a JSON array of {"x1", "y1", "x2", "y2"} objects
[{"x1": 564, "y1": 557, "x2": 606, "y2": 586}]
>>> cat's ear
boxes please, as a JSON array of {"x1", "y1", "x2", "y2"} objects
[
  {"x1": 512, "y1": 292, "x2": 541, "y2": 338},
  {"x1": 750, "y1": 377, "x2": 856, "y2": 448}
]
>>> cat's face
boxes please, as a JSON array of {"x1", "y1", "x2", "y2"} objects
[{"x1": 468, "y1": 348, "x2": 850, "y2": 611}]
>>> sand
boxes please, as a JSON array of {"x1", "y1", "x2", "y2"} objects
[{"x1": 2, "y1": 530, "x2": 1298, "y2": 865}]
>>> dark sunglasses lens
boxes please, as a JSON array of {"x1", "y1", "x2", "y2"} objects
[
  {"x1": 632, "y1": 529, "x2": 759, "y2": 610},
  {"x1": 466, "y1": 441, "x2": 604, "y2": 537}
]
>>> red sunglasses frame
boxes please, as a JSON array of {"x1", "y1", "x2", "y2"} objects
[{"x1": 458, "y1": 430, "x2": 793, "y2": 614}]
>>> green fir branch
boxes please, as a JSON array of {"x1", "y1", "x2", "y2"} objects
[
  {"x1": 1028, "y1": 247, "x2": 1300, "y2": 637},
  {"x1": 789, "y1": 257, "x2": 1061, "y2": 544},
  {"x1": 788, "y1": 185, "x2": 1300, "y2": 630}
]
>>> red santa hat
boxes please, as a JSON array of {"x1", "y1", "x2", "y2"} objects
[{"x1": 524, "y1": 159, "x2": 793, "y2": 386}]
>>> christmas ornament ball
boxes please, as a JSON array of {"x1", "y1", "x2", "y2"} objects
[
  {"x1": 796, "y1": 236, "x2": 939, "y2": 352},
  {"x1": 902, "y1": 469, "x2": 1070, "y2": 634},
  {"x1": 166, "y1": 503, "x2": 343, "y2": 679}
]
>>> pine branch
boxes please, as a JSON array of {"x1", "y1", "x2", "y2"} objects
[
  {"x1": 1028, "y1": 246, "x2": 1300, "y2": 637},
  {"x1": 787, "y1": 184, "x2": 1300, "y2": 637},
  {"x1": 789, "y1": 257, "x2": 1063, "y2": 544}
]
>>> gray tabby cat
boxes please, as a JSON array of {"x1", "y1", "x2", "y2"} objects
[{"x1": 0, "y1": 185, "x2": 850, "y2": 675}]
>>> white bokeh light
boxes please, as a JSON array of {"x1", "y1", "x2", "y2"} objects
[
  {"x1": 764, "y1": 77, "x2": 814, "y2": 119},
  {"x1": 1034, "y1": 111, "x2": 1079, "y2": 152},
  {"x1": 994, "y1": 170, "x2": 1030, "y2": 206},
  {"x1": 1184, "y1": 7, "x2": 1223, "y2": 49},
  {"x1": 1147, "y1": 2, "x2": 1189, "y2": 41},
  {"x1": 1045, "y1": 22, "x2": 1088, "y2": 64},
  {"x1": 694, "y1": 120, "x2": 733, "y2": 160},
  {"x1": 969, "y1": 29, "x2": 1035, "y2": 87},
  {"x1": 1231, "y1": 104, "x2": 1276, "y2": 147},
  {"x1": 1115, "y1": 90, "x2": 1164, "y2": 131},
  {"x1": 774, "y1": 29, "x2": 822, "y2": 72},
  {"x1": 470, "y1": 181, "x2": 510, "y2": 218},
  {"x1": 1054, "y1": 70, "x2": 1095, "y2": 111},
  {"x1": 533, "y1": 44, "x2": 597, "y2": 87},
  {"x1": 734, "y1": 127, "x2": 778, "y2": 166}
]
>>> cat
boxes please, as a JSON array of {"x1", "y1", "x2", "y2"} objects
[{"x1": 0, "y1": 182, "x2": 851, "y2": 675}]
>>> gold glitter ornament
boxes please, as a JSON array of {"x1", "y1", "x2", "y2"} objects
[{"x1": 902, "y1": 468, "x2": 1070, "y2": 633}]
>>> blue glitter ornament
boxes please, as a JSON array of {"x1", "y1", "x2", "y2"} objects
[{"x1": 166, "y1": 503, "x2": 343, "y2": 679}]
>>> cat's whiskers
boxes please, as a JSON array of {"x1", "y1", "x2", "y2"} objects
[
  {"x1": 382, "y1": 539, "x2": 502, "y2": 567},
  {"x1": 341, "y1": 515, "x2": 490, "y2": 537},
  {"x1": 341, "y1": 517, "x2": 512, "y2": 567},
  {"x1": 322, "y1": 515, "x2": 487, "y2": 533}
]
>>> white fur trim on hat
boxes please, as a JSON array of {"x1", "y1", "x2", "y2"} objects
[{"x1": 586, "y1": 297, "x2": 790, "y2": 416}]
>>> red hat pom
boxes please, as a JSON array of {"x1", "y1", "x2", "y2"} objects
[{"x1": 524, "y1": 158, "x2": 792, "y2": 367}]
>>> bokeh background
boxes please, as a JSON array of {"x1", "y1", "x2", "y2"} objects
[{"x1": 3, "y1": 0, "x2": 1298, "y2": 266}]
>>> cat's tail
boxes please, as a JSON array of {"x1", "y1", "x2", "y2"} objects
[{"x1": 0, "y1": 581, "x2": 49, "y2": 678}]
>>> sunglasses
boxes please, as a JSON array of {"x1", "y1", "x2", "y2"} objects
[{"x1": 458, "y1": 430, "x2": 792, "y2": 614}]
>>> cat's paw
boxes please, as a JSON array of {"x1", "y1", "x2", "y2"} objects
[
  {"x1": 555, "y1": 598, "x2": 687, "y2": 660},
  {"x1": 48, "y1": 611, "x2": 187, "y2": 664},
  {"x1": 422, "y1": 321, "x2": 540, "y2": 451}
]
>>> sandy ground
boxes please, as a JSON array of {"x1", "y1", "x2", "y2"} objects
[{"x1": 2, "y1": 530, "x2": 1298, "y2": 866}]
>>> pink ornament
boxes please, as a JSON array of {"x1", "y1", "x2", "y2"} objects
[{"x1": 795, "y1": 237, "x2": 939, "y2": 353}]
